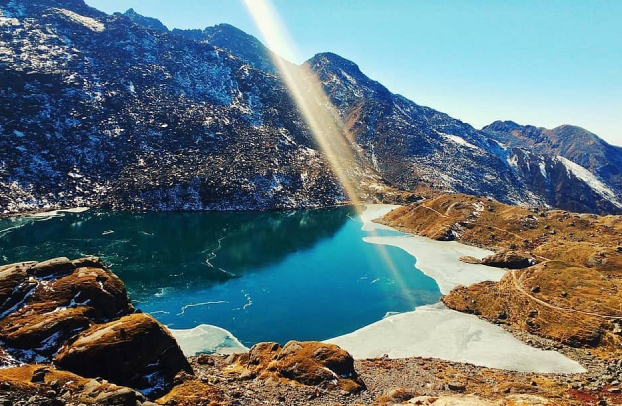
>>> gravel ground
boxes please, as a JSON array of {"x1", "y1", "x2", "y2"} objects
[{"x1": 188, "y1": 349, "x2": 621, "y2": 406}]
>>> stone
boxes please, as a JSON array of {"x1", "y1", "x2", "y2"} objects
[
  {"x1": 230, "y1": 341, "x2": 365, "y2": 393},
  {"x1": 94, "y1": 387, "x2": 139, "y2": 406},
  {"x1": 28, "y1": 258, "x2": 74, "y2": 278},
  {"x1": 54, "y1": 313, "x2": 192, "y2": 397},
  {"x1": 0, "y1": 305, "x2": 93, "y2": 358},
  {"x1": 447, "y1": 381, "x2": 466, "y2": 392},
  {"x1": 31, "y1": 266, "x2": 133, "y2": 320},
  {"x1": 196, "y1": 353, "x2": 214, "y2": 365},
  {"x1": 459, "y1": 256, "x2": 481, "y2": 264},
  {"x1": 480, "y1": 250, "x2": 534, "y2": 269}
]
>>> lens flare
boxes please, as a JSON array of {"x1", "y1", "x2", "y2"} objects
[{"x1": 244, "y1": 0, "x2": 417, "y2": 307}]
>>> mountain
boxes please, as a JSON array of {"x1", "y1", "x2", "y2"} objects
[
  {"x1": 122, "y1": 8, "x2": 168, "y2": 32},
  {"x1": 0, "y1": 0, "x2": 620, "y2": 215},
  {"x1": 483, "y1": 120, "x2": 622, "y2": 193},
  {"x1": 305, "y1": 52, "x2": 622, "y2": 214},
  {"x1": 173, "y1": 23, "x2": 277, "y2": 75}
]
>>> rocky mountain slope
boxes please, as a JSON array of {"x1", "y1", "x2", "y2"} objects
[
  {"x1": 1, "y1": 0, "x2": 621, "y2": 215},
  {"x1": 483, "y1": 120, "x2": 622, "y2": 194}
]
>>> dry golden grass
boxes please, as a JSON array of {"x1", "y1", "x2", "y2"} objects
[{"x1": 381, "y1": 194, "x2": 622, "y2": 356}]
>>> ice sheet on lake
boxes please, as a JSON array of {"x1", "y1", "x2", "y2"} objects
[
  {"x1": 327, "y1": 303, "x2": 585, "y2": 373},
  {"x1": 348, "y1": 204, "x2": 585, "y2": 373},
  {"x1": 169, "y1": 324, "x2": 248, "y2": 357},
  {"x1": 360, "y1": 204, "x2": 502, "y2": 295}
]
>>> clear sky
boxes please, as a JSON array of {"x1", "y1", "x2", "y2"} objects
[{"x1": 84, "y1": 0, "x2": 622, "y2": 145}]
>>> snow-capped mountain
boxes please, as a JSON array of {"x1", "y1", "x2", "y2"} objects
[
  {"x1": 0, "y1": 0, "x2": 620, "y2": 215},
  {"x1": 483, "y1": 120, "x2": 622, "y2": 195}
]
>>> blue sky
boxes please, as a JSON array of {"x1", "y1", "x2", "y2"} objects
[{"x1": 85, "y1": 0, "x2": 622, "y2": 145}]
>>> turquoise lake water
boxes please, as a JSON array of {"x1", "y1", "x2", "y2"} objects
[{"x1": 0, "y1": 207, "x2": 440, "y2": 345}]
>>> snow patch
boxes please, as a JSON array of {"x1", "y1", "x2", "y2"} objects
[
  {"x1": 326, "y1": 303, "x2": 586, "y2": 373},
  {"x1": 0, "y1": 15, "x2": 20, "y2": 27},
  {"x1": 436, "y1": 131, "x2": 480, "y2": 150},
  {"x1": 556, "y1": 156, "x2": 622, "y2": 207},
  {"x1": 54, "y1": 9, "x2": 105, "y2": 33},
  {"x1": 507, "y1": 154, "x2": 519, "y2": 168},
  {"x1": 538, "y1": 160, "x2": 548, "y2": 179}
]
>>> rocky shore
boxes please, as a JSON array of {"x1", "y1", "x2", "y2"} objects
[{"x1": 1, "y1": 254, "x2": 621, "y2": 405}]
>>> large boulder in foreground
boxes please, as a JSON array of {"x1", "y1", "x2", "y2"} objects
[
  {"x1": 227, "y1": 341, "x2": 365, "y2": 393},
  {"x1": 54, "y1": 313, "x2": 192, "y2": 397},
  {"x1": 0, "y1": 256, "x2": 191, "y2": 397},
  {"x1": 0, "y1": 257, "x2": 134, "y2": 362}
]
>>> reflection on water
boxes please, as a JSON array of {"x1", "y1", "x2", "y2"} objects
[{"x1": 0, "y1": 207, "x2": 440, "y2": 345}]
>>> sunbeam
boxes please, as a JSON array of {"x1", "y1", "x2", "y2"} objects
[{"x1": 244, "y1": 0, "x2": 417, "y2": 307}]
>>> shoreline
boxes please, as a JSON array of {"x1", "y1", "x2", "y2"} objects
[
  {"x1": 3, "y1": 203, "x2": 589, "y2": 374},
  {"x1": 325, "y1": 204, "x2": 586, "y2": 373},
  {"x1": 164, "y1": 204, "x2": 585, "y2": 374}
]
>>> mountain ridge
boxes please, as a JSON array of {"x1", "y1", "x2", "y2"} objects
[
  {"x1": 1, "y1": 0, "x2": 621, "y2": 215},
  {"x1": 483, "y1": 120, "x2": 622, "y2": 193}
]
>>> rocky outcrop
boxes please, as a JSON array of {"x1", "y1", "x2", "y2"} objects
[
  {"x1": 55, "y1": 313, "x2": 192, "y2": 396},
  {"x1": 0, "y1": 256, "x2": 190, "y2": 397},
  {"x1": 227, "y1": 341, "x2": 365, "y2": 393},
  {"x1": 480, "y1": 250, "x2": 535, "y2": 269},
  {"x1": 0, "y1": 364, "x2": 154, "y2": 406},
  {"x1": 0, "y1": 257, "x2": 133, "y2": 362}
]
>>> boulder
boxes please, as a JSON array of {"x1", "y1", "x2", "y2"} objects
[
  {"x1": 0, "y1": 257, "x2": 134, "y2": 361},
  {"x1": 230, "y1": 341, "x2": 365, "y2": 393},
  {"x1": 31, "y1": 265, "x2": 133, "y2": 320},
  {"x1": 0, "y1": 364, "x2": 147, "y2": 405},
  {"x1": 459, "y1": 256, "x2": 481, "y2": 264},
  {"x1": 0, "y1": 262, "x2": 35, "y2": 317},
  {"x1": 54, "y1": 313, "x2": 192, "y2": 397},
  {"x1": 480, "y1": 250, "x2": 535, "y2": 269},
  {"x1": 156, "y1": 380, "x2": 223, "y2": 405},
  {"x1": 0, "y1": 304, "x2": 93, "y2": 359},
  {"x1": 28, "y1": 257, "x2": 75, "y2": 278}
]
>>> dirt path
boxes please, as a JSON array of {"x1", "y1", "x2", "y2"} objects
[{"x1": 511, "y1": 269, "x2": 622, "y2": 320}]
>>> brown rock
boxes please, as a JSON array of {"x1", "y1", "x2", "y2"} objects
[
  {"x1": 0, "y1": 304, "x2": 93, "y2": 359},
  {"x1": 54, "y1": 313, "x2": 192, "y2": 397},
  {"x1": 156, "y1": 380, "x2": 223, "y2": 405},
  {"x1": 480, "y1": 250, "x2": 535, "y2": 269},
  {"x1": 0, "y1": 364, "x2": 145, "y2": 405},
  {"x1": 231, "y1": 341, "x2": 365, "y2": 393},
  {"x1": 28, "y1": 257, "x2": 75, "y2": 278},
  {"x1": 0, "y1": 262, "x2": 35, "y2": 317},
  {"x1": 459, "y1": 256, "x2": 481, "y2": 264},
  {"x1": 31, "y1": 265, "x2": 133, "y2": 319}
]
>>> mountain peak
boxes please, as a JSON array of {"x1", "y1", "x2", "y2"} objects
[
  {"x1": 122, "y1": 8, "x2": 168, "y2": 32},
  {"x1": 307, "y1": 52, "x2": 363, "y2": 76},
  {"x1": 481, "y1": 120, "x2": 525, "y2": 133},
  {"x1": 305, "y1": 52, "x2": 391, "y2": 100},
  {"x1": 171, "y1": 23, "x2": 276, "y2": 73}
]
